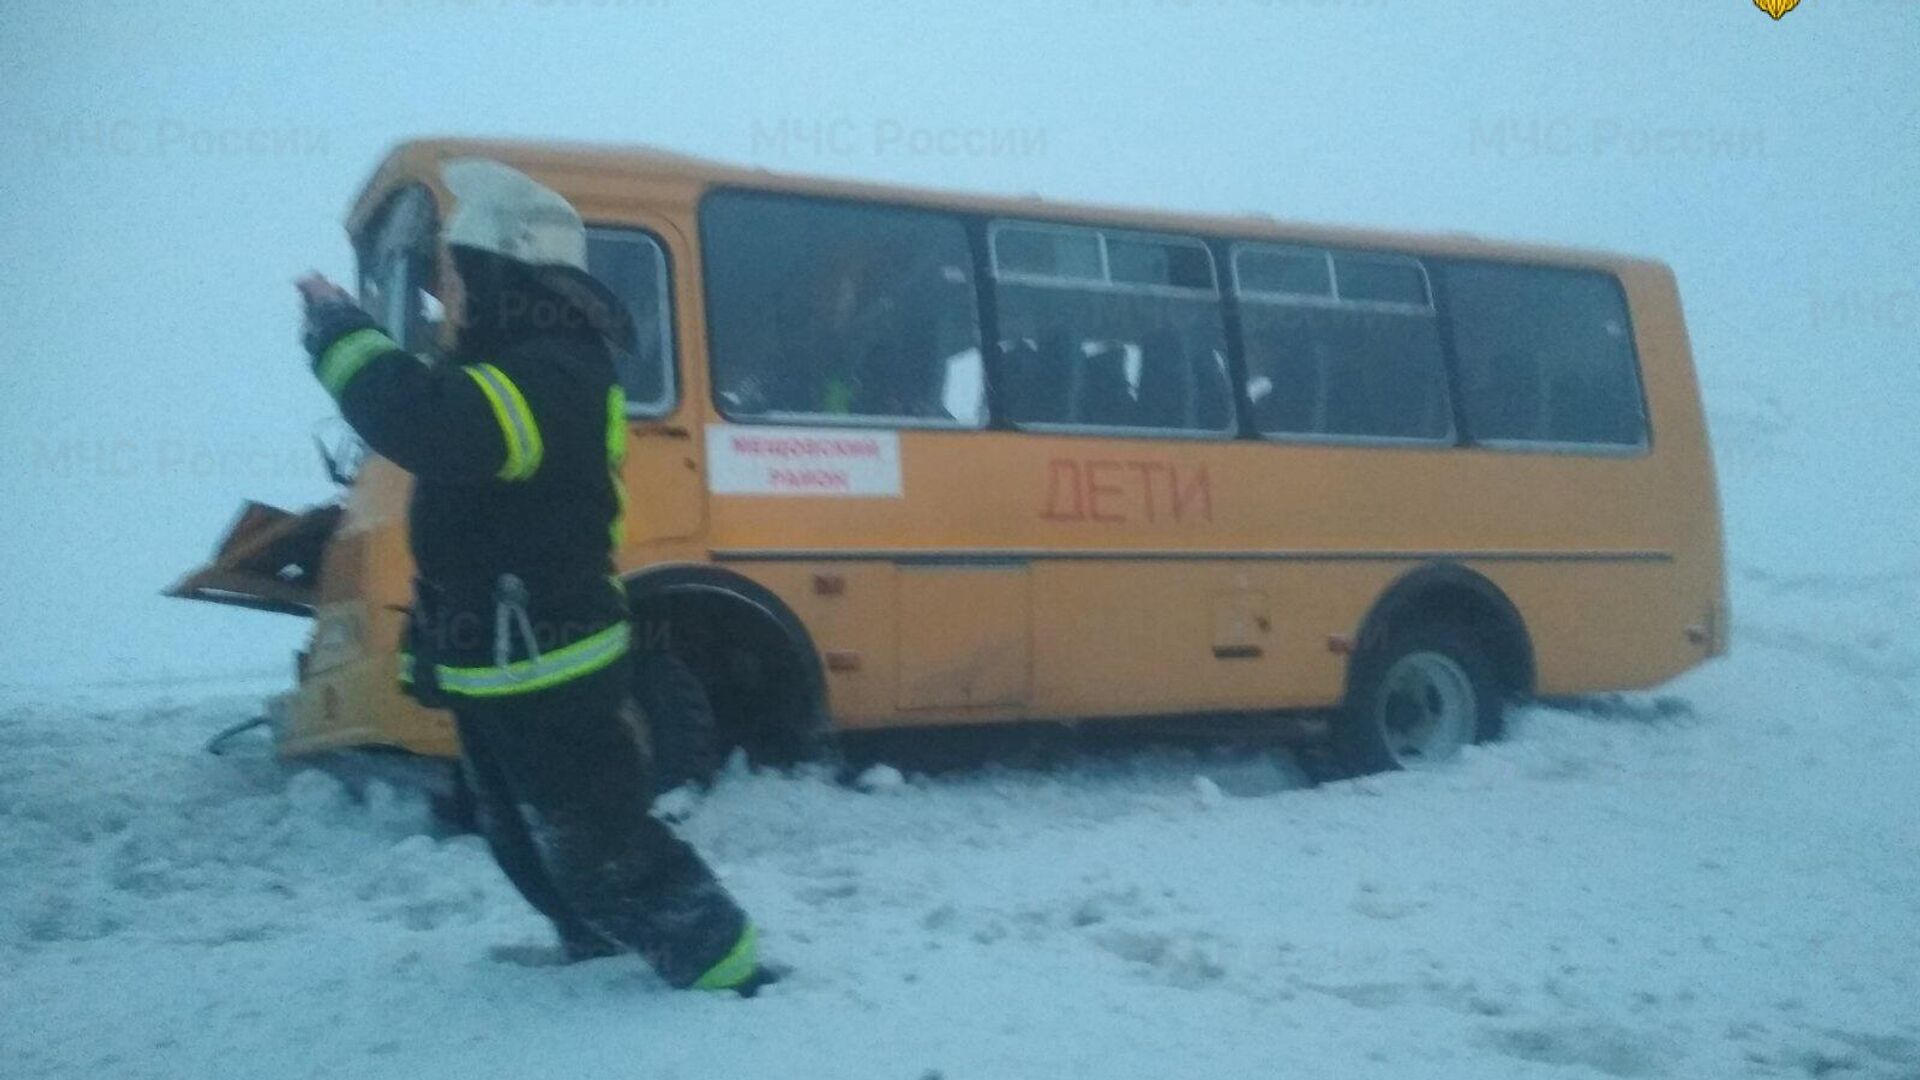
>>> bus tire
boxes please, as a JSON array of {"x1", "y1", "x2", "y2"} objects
[
  {"x1": 630, "y1": 652, "x2": 724, "y2": 796},
  {"x1": 1336, "y1": 621, "x2": 1503, "y2": 777}
]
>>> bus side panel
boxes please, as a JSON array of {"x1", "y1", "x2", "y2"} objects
[
  {"x1": 1026, "y1": 558, "x2": 1702, "y2": 720},
  {"x1": 1028, "y1": 561, "x2": 1301, "y2": 716},
  {"x1": 702, "y1": 422, "x2": 1717, "y2": 730},
  {"x1": 1483, "y1": 562, "x2": 1700, "y2": 695},
  {"x1": 895, "y1": 566, "x2": 1033, "y2": 711}
]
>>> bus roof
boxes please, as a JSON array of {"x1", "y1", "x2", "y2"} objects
[{"x1": 348, "y1": 136, "x2": 1664, "y2": 274}]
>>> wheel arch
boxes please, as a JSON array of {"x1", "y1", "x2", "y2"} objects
[
  {"x1": 622, "y1": 563, "x2": 830, "y2": 755},
  {"x1": 1350, "y1": 561, "x2": 1537, "y2": 699}
]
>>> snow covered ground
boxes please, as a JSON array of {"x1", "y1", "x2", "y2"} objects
[
  {"x1": 5, "y1": 561, "x2": 1916, "y2": 1080},
  {"x1": 4, "y1": 3, "x2": 1916, "y2": 1077}
]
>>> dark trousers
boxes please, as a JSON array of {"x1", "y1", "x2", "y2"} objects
[{"x1": 452, "y1": 663, "x2": 748, "y2": 988}]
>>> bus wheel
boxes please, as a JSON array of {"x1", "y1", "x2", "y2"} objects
[
  {"x1": 630, "y1": 652, "x2": 724, "y2": 796},
  {"x1": 1337, "y1": 623, "x2": 1502, "y2": 776}
]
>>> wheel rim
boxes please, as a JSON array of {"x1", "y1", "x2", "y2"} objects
[{"x1": 1374, "y1": 651, "x2": 1477, "y2": 768}]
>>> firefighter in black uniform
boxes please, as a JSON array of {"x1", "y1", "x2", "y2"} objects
[{"x1": 296, "y1": 158, "x2": 769, "y2": 994}]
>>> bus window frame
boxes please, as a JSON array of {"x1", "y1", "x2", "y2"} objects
[
  {"x1": 1331, "y1": 251, "x2": 1436, "y2": 311},
  {"x1": 698, "y1": 187, "x2": 990, "y2": 430},
  {"x1": 731, "y1": 405, "x2": 986, "y2": 432},
  {"x1": 356, "y1": 185, "x2": 437, "y2": 352},
  {"x1": 985, "y1": 218, "x2": 1239, "y2": 440},
  {"x1": 697, "y1": 187, "x2": 991, "y2": 433},
  {"x1": 584, "y1": 223, "x2": 680, "y2": 421},
  {"x1": 1431, "y1": 257, "x2": 1655, "y2": 458},
  {"x1": 987, "y1": 219, "x2": 1223, "y2": 300},
  {"x1": 1232, "y1": 243, "x2": 1335, "y2": 304},
  {"x1": 1230, "y1": 241, "x2": 1458, "y2": 449}
]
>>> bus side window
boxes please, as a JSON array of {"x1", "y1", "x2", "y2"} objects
[
  {"x1": 701, "y1": 191, "x2": 985, "y2": 428},
  {"x1": 989, "y1": 223, "x2": 1234, "y2": 436},
  {"x1": 1440, "y1": 262, "x2": 1649, "y2": 449},
  {"x1": 1233, "y1": 245, "x2": 1453, "y2": 444}
]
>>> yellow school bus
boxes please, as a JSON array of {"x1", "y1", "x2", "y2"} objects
[{"x1": 172, "y1": 137, "x2": 1726, "y2": 784}]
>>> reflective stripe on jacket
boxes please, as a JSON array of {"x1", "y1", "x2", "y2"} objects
[{"x1": 402, "y1": 621, "x2": 629, "y2": 700}]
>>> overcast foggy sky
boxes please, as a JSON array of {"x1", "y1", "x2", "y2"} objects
[{"x1": 0, "y1": 0, "x2": 1914, "y2": 685}]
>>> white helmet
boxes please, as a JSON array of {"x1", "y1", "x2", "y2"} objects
[
  {"x1": 438, "y1": 157, "x2": 631, "y2": 345},
  {"x1": 441, "y1": 158, "x2": 589, "y2": 272}
]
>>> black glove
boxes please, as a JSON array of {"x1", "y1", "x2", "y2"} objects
[{"x1": 302, "y1": 297, "x2": 379, "y2": 365}]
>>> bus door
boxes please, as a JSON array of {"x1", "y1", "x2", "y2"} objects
[{"x1": 587, "y1": 221, "x2": 705, "y2": 542}]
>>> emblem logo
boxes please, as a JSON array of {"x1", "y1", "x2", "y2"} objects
[{"x1": 1754, "y1": 0, "x2": 1801, "y2": 19}]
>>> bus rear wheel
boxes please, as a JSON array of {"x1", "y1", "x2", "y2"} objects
[{"x1": 1336, "y1": 622, "x2": 1503, "y2": 776}]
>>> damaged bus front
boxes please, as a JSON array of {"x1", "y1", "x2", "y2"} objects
[{"x1": 169, "y1": 176, "x2": 458, "y2": 765}]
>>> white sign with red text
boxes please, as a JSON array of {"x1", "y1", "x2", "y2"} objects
[{"x1": 704, "y1": 424, "x2": 904, "y2": 498}]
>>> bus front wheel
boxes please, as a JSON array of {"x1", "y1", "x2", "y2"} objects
[{"x1": 1336, "y1": 622, "x2": 1504, "y2": 776}]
